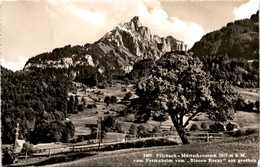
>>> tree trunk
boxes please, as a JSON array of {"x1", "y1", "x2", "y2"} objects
[{"x1": 172, "y1": 118, "x2": 190, "y2": 144}]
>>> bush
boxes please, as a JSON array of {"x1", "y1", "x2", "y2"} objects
[
  {"x1": 200, "y1": 122, "x2": 207, "y2": 130},
  {"x1": 190, "y1": 124, "x2": 199, "y2": 131},
  {"x1": 119, "y1": 109, "x2": 128, "y2": 116},
  {"x1": 87, "y1": 104, "x2": 97, "y2": 109},
  {"x1": 137, "y1": 125, "x2": 149, "y2": 137},
  {"x1": 118, "y1": 143, "x2": 126, "y2": 149},
  {"x1": 22, "y1": 142, "x2": 34, "y2": 154},
  {"x1": 245, "y1": 129, "x2": 258, "y2": 135},
  {"x1": 101, "y1": 139, "x2": 178, "y2": 152},
  {"x1": 124, "y1": 92, "x2": 133, "y2": 101},
  {"x1": 104, "y1": 96, "x2": 111, "y2": 106},
  {"x1": 255, "y1": 100, "x2": 259, "y2": 110},
  {"x1": 192, "y1": 118, "x2": 200, "y2": 121},
  {"x1": 226, "y1": 122, "x2": 236, "y2": 131},
  {"x1": 97, "y1": 84, "x2": 105, "y2": 89},
  {"x1": 115, "y1": 123, "x2": 123, "y2": 133},
  {"x1": 135, "y1": 141, "x2": 145, "y2": 148},
  {"x1": 102, "y1": 145, "x2": 114, "y2": 151},
  {"x1": 233, "y1": 129, "x2": 246, "y2": 137},
  {"x1": 235, "y1": 101, "x2": 246, "y2": 110},
  {"x1": 245, "y1": 101, "x2": 255, "y2": 112},
  {"x1": 152, "y1": 126, "x2": 160, "y2": 133},
  {"x1": 129, "y1": 124, "x2": 137, "y2": 136},
  {"x1": 125, "y1": 142, "x2": 135, "y2": 148},
  {"x1": 77, "y1": 104, "x2": 84, "y2": 112},
  {"x1": 209, "y1": 124, "x2": 218, "y2": 133},
  {"x1": 2, "y1": 147, "x2": 17, "y2": 165},
  {"x1": 122, "y1": 88, "x2": 127, "y2": 92},
  {"x1": 144, "y1": 139, "x2": 156, "y2": 147},
  {"x1": 110, "y1": 96, "x2": 118, "y2": 104}
]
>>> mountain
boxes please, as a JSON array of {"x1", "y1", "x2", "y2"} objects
[
  {"x1": 24, "y1": 16, "x2": 185, "y2": 83},
  {"x1": 190, "y1": 11, "x2": 259, "y2": 60}
]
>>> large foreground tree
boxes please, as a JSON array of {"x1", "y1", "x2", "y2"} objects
[{"x1": 136, "y1": 53, "x2": 237, "y2": 144}]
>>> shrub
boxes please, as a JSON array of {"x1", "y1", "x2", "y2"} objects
[
  {"x1": 190, "y1": 124, "x2": 199, "y2": 131},
  {"x1": 200, "y1": 122, "x2": 207, "y2": 130},
  {"x1": 87, "y1": 104, "x2": 97, "y2": 109},
  {"x1": 125, "y1": 142, "x2": 135, "y2": 148},
  {"x1": 129, "y1": 124, "x2": 137, "y2": 136},
  {"x1": 118, "y1": 143, "x2": 126, "y2": 149},
  {"x1": 123, "y1": 92, "x2": 133, "y2": 101},
  {"x1": 77, "y1": 104, "x2": 84, "y2": 112},
  {"x1": 135, "y1": 141, "x2": 145, "y2": 148},
  {"x1": 22, "y1": 142, "x2": 34, "y2": 154},
  {"x1": 233, "y1": 129, "x2": 246, "y2": 137},
  {"x1": 103, "y1": 145, "x2": 114, "y2": 151},
  {"x1": 97, "y1": 84, "x2": 105, "y2": 89},
  {"x1": 245, "y1": 102, "x2": 255, "y2": 112},
  {"x1": 209, "y1": 124, "x2": 218, "y2": 133},
  {"x1": 110, "y1": 96, "x2": 118, "y2": 104},
  {"x1": 2, "y1": 147, "x2": 17, "y2": 165},
  {"x1": 192, "y1": 118, "x2": 200, "y2": 121},
  {"x1": 122, "y1": 88, "x2": 127, "y2": 92},
  {"x1": 152, "y1": 126, "x2": 160, "y2": 133},
  {"x1": 144, "y1": 139, "x2": 156, "y2": 147},
  {"x1": 235, "y1": 101, "x2": 246, "y2": 110},
  {"x1": 137, "y1": 125, "x2": 149, "y2": 137},
  {"x1": 245, "y1": 129, "x2": 258, "y2": 135},
  {"x1": 226, "y1": 122, "x2": 236, "y2": 131},
  {"x1": 115, "y1": 123, "x2": 123, "y2": 133},
  {"x1": 104, "y1": 96, "x2": 111, "y2": 106},
  {"x1": 119, "y1": 109, "x2": 128, "y2": 116},
  {"x1": 255, "y1": 100, "x2": 259, "y2": 110}
]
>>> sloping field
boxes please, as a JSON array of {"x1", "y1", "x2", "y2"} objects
[
  {"x1": 68, "y1": 82, "x2": 259, "y2": 141},
  {"x1": 45, "y1": 135, "x2": 259, "y2": 167},
  {"x1": 233, "y1": 86, "x2": 259, "y2": 103},
  {"x1": 233, "y1": 111, "x2": 259, "y2": 129}
]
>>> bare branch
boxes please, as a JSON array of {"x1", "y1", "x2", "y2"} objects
[{"x1": 183, "y1": 110, "x2": 200, "y2": 128}]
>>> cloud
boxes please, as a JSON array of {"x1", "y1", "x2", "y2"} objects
[
  {"x1": 233, "y1": 0, "x2": 259, "y2": 20},
  {"x1": 46, "y1": 0, "x2": 105, "y2": 26},
  {"x1": 3, "y1": 0, "x2": 207, "y2": 72},
  {"x1": 137, "y1": 2, "x2": 205, "y2": 48},
  {"x1": 1, "y1": 55, "x2": 27, "y2": 72},
  {"x1": 46, "y1": 0, "x2": 205, "y2": 48}
]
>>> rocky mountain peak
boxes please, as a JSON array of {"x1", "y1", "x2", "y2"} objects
[
  {"x1": 129, "y1": 16, "x2": 142, "y2": 30},
  {"x1": 100, "y1": 16, "x2": 185, "y2": 59},
  {"x1": 25, "y1": 16, "x2": 186, "y2": 77}
]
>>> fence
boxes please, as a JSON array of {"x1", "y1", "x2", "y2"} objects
[
  {"x1": 22, "y1": 133, "x2": 223, "y2": 158},
  {"x1": 187, "y1": 132, "x2": 224, "y2": 142}
]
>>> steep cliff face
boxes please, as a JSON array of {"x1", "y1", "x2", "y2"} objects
[
  {"x1": 24, "y1": 16, "x2": 185, "y2": 78},
  {"x1": 99, "y1": 16, "x2": 184, "y2": 60}
]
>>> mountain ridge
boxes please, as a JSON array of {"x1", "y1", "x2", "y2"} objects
[
  {"x1": 24, "y1": 16, "x2": 185, "y2": 79},
  {"x1": 189, "y1": 11, "x2": 259, "y2": 60}
]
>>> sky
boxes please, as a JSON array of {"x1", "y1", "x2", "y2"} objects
[{"x1": 1, "y1": 0, "x2": 259, "y2": 71}]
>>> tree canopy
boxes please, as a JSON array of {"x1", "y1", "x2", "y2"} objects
[{"x1": 135, "y1": 53, "x2": 237, "y2": 144}]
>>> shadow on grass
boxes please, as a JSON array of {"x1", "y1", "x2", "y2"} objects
[{"x1": 16, "y1": 152, "x2": 96, "y2": 167}]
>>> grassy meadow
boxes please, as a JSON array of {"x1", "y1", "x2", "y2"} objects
[{"x1": 45, "y1": 134, "x2": 259, "y2": 167}]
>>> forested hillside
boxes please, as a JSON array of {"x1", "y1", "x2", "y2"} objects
[
  {"x1": 1, "y1": 67, "x2": 75, "y2": 144},
  {"x1": 190, "y1": 11, "x2": 259, "y2": 60},
  {"x1": 189, "y1": 11, "x2": 259, "y2": 88}
]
